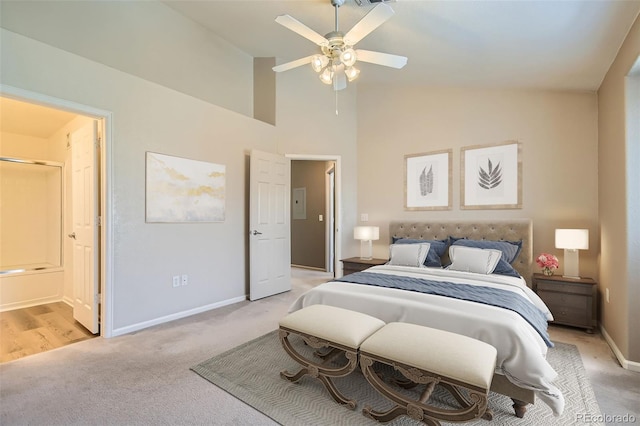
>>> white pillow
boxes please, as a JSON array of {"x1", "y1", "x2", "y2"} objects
[
  {"x1": 388, "y1": 243, "x2": 431, "y2": 267},
  {"x1": 448, "y1": 245, "x2": 502, "y2": 274}
]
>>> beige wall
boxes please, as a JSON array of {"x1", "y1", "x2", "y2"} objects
[
  {"x1": 274, "y1": 65, "x2": 359, "y2": 261},
  {"x1": 598, "y1": 14, "x2": 640, "y2": 365},
  {"x1": 1, "y1": 27, "x2": 277, "y2": 331},
  {"x1": 356, "y1": 86, "x2": 599, "y2": 284},
  {"x1": 0, "y1": 1, "x2": 253, "y2": 117},
  {"x1": 0, "y1": 1, "x2": 358, "y2": 334}
]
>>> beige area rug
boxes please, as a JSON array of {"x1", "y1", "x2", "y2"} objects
[{"x1": 192, "y1": 331, "x2": 604, "y2": 425}]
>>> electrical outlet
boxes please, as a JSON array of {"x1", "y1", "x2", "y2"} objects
[
  {"x1": 181, "y1": 274, "x2": 188, "y2": 286},
  {"x1": 361, "y1": 213, "x2": 368, "y2": 222},
  {"x1": 172, "y1": 275, "x2": 180, "y2": 288}
]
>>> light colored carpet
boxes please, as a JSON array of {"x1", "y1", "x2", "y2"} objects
[{"x1": 192, "y1": 331, "x2": 604, "y2": 426}]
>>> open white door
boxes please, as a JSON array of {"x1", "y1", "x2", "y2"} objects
[
  {"x1": 249, "y1": 150, "x2": 291, "y2": 300},
  {"x1": 70, "y1": 120, "x2": 99, "y2": 334}
]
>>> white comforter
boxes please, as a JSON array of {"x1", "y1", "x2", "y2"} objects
[{"x1": 288, "y1": 265, "x2": 565, "y2": 416}]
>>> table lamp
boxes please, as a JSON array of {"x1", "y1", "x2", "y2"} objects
[
  {"x1": 555, "y1": 229, "x2": 589, "y2": 279},
  {"x1": 354, "y1": 226, "x2": 379, "y2": 260}
]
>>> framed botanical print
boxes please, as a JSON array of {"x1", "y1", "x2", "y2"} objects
[
  {"x1": 461, "y1": 141, "x2": 522, "y2": 209},
  {"x1": 405, "y1": 149, "x2": 452, "y2": 210}
]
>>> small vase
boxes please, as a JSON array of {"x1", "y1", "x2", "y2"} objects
[{"x1": 542, "y1": 267, "x2": 554, "y2": 276}]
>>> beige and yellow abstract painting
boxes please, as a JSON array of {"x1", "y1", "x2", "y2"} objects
[{"x1": 146, "y1": 152, "x2": 225, "y2": 222}]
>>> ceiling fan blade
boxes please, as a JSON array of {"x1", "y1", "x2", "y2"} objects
[
  {"x1": 272, "y1": 55, "x2": 316, "y2": 72},
  {"x1": 355, "y1": 49, "x2": 408, "y2": 69},
  {"x1": 344, "y1": 3, "x2": 395, "y2": 46},
  {"x1": 275, "y1": 15, "x2": 329, "y2": 47}
]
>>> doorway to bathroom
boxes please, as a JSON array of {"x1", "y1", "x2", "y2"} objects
[{"x1": 0, "y1": 94, "x2": 107, "y2": 361}]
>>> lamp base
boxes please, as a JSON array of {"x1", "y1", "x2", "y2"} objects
[
  {"x1": 562, "y1": 249, "x2": 581, "y2": 279},
  {"x1": 360, "y1": 240, "x2": 373, "y2": 260}
]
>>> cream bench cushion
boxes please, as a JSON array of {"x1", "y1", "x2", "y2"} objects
[
  {"x1": 360, "y1": 322, "x2": 497, "y2": 390},
  {"x1": 279, "y1": 304, "x2": 385, "y2": 349}
]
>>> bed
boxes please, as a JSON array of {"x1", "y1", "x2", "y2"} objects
[{"x1": 288, "y1": 220, "x2": 564, "y2": 418}]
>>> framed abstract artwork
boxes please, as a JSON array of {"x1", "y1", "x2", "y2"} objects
[
  {"x1": 461, "y1": 141, "x2": 522, "y2": 210},
  {"x1": 404, "y1": 149, "x2": 452, "y2": 210},
  {"x1": 146, "y1": 152, "x2": 226, "y2": 222}
]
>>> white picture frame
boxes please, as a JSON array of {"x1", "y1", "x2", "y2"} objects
[
  {"x1": 461, "y1": 141, "x2": 522, "y2": 210},
  {"x1": 146, "y1": 152, "x2": 226, "y2": 222},
  {"x1": 405, "y1": 149, "x2": 452, "y2": 211}
]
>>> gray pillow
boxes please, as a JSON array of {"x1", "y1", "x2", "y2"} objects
[
  {"x1": 392, "y1": 237, "x2": 447, "y2": 267},
  {"x1": 448, "y1": 246, "x2": 502, "y2": 274},
  {"x1": 388, "y1": 243, "x2": 430, "y2": 267}
]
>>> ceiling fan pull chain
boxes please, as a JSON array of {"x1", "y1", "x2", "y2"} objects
[{"x1": 335, "y1": 90, "x2": 339, "y2": 116}]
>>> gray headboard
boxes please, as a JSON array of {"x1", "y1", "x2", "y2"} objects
[{"x1": 389, "y1": 219, "x2": 533, "y2": 286}]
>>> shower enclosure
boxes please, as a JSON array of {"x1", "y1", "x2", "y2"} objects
[{"x1": 0, "y1": 157, "x2": 63, "y2": 274}]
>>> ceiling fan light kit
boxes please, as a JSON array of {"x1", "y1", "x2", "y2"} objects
[{"x1": 272, "y1": 0, "x2": 407, "y2": 92}]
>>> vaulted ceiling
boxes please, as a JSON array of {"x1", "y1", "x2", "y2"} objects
[{"x1": 166, "y1": 0, "x2": 640, "y2": 91}]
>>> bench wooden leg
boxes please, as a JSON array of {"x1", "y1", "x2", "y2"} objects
[
  {"x1": 360, "y1": 355, "x2": 490, "y2": 425},
  {"x1": 512, "y1": 398, "x2": 527, "y2": 418},
  {"x1": 279, "y1": 329, "x2": 358, "y2": 410}
]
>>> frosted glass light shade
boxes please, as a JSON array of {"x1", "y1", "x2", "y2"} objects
[
  {"x1": 340, "y1": 48, "x2": 357, "y2": 67},
  {"x1": 319, "y1": 66, "x2": 333, "y2": 85},
  {"x1": 311, "y1": 55, "x2": 329, "y2": 72},
  {"x1": 345, "y1": 66, "x2": 360, "y2": 81}
]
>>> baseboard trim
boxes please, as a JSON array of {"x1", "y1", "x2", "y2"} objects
[
  {"x1": 111, "y1": 296, "x2": 246, "y2": 337},
  {"x1": 0, "y1": 295, "x2": 63, "y2": 312},
  {"x1": 600, "y1": 325, "x2": 640, "y2": 372},
  {"x1": 291, "y1": 264, "x2": 327, "y2": 272}
]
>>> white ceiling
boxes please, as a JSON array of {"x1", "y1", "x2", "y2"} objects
[{"x1": 165, "y1": 0, "x2": 640, "y2": 91}]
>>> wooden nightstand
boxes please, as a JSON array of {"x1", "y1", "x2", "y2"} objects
[
  {"x1": 532, "y1": 273, "x2": 597, "y2": 333},
  {"x1": 341, "y1": 257, "x2": 388, "y2": 276}
]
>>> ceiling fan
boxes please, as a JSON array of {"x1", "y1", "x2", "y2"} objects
[{"x1": 272, "y1": 0, "x2": 408, "y2": 91}]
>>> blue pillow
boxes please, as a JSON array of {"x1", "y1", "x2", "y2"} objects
[
  {"x1": 392, "y1": 237, "x2": 448, "y2": 268},
  {"x1": 493, "y1": 259, "x2": 522, "y2": 278},
  {"x1": 449, "y1": 237, "x2": 522, "y2": 263}
]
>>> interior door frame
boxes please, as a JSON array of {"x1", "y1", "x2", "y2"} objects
[
  {"x1": 1, "y1": 84, "x2": 114, "y2": 338},
  {"x1": 286, "y1": 154, "x2": 342, "y2": 276}
]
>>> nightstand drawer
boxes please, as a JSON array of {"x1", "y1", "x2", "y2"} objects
[
  {"x1": 536, "y1": 280, "x2": 592, "y2": 296},
  {"x1": 536, "y1": 290, "x2": 588, "y2": 310},
  {"x1": 545, "y1": 304, "x2": 590, "y2": 327}
]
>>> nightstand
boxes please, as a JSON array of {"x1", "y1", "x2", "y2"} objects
[
  {"x1": 532, "y1": 273, "x2": 597, "y2": 333},
  {"x1": 341, "y1": 257, "x2": 388, "y2": 276}
]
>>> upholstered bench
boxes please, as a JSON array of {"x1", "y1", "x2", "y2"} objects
[
  {"x1": 278, "y1": 305, "x2": 386, "y2": 409},
  {"x1": 359, "y1": 322, "x2": 498, "y2": 425}
]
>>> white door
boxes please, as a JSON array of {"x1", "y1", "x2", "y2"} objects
[
  {"x1": 249, "y1": 150, "x2": 291, "y2": 300},
  {"x1": 70, "y1": 120, "x2": 99, "y2": 334}
]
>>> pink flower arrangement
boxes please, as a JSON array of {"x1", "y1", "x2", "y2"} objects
[{"x1": 536, "y1": 253, "x2": 559, "y2": 275}]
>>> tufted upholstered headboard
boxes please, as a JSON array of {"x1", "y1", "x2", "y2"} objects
[{"x1": 389, "y1": 219, "x2": 533, "y2": 286}]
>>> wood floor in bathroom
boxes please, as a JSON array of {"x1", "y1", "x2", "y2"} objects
[{"x1": 0, "y1": 302, "x2": 96, "y2": 363}]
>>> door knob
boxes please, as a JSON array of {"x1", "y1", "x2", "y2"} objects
[
  {"x1": 251, "y1": 230, "x2": 262, "y2": 236},
  {"x1": 68, "y1": 232, "x2": 76, "y2": 239}
]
